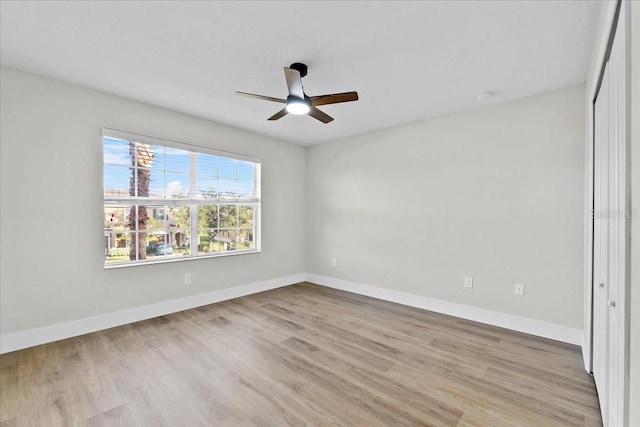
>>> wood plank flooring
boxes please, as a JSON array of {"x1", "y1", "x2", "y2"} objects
[{"x1": 0, "y1": 282, "x2": 602, "y2": 426}]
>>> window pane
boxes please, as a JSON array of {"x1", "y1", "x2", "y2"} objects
[
  {"x1": 238, "y1": 229, "x2": 254, "y2": 250},
  {"x1": 147, "y1": 239, "x2": 173, "y2": 258},
  {"x1": 165, "y1": 172, "x2": 189, "y2": 198},
  {"x1": 198, "y1": 229, "x2": 219, "y2": 254},
  {"x1": 237, "y1": 161, "x2": 254, "y2": 182},
  {"x1": 131, "y1": 143, "x2": 155, "y2": 169},
  {"x1": 147, "y1": 169, "x2": 164, "y2": 198},
  {"x1": 169, "y1": 205, "x2": 191, "y2": 230},
  {"x1": 104, "y1": 206, "x2": 129, "y2": 229},
  {"x1": 147, "y1": 206, "x2": 166, "y2": 233},
  {"x1": 219, "y1": 205, "x2": 237, "y2": 228},
  {"x1": 104, "y1": 137, "x2": 131, "y2": 166},
  {"x1": 237, "y1": 180, "x2": 255, "y2": 198},
  {"x1": 126, "y1": 205, "x2": 157, "y2": 261},
  {"x1": 105, "y1": 207, "x2": 131, "y2": 262},
  {"x1": 218, "y1": 178, "x2": 237, "y2": 197},
  {"x1": 129, "y1": 167, "x2": 153, "y2": 198},
  {"x1": 173, "y1": 230, "x2": 191, "y2": 256},
  {"x1": 239, "y1": 206, "x2": 254, "y2": 227},
  {"x1": 151, "y1": 146, "x2": 165, "y2": 170},
  {"x1": 197, "y1": 153, "x2": 217, "y2": 176},
  {"x1": 217, "y1": 229, "x2": 236, "y2": 251},
  {"x1": 197, "y1": 176, "x2": 217, "y2": 198},
  {"x1": 218, "y1": 157, "x2": 237, "y2": 179},
  {"x1": 147, "y1": 233, "x2": 168, "y2": 250},
  {"x1": 104, "y1": 165, "x2": 132, "y2": 198},
  {"x1": 198, "y1": 205, "x2": 218, "y2": 229},
  {"x1": 145, "y1": 227, "x2": 190, "y2": 259},
  {"x1": 165, "y1": 147, "x2": 190, "y2": 174},
  {"x1": 141, "y1": 205, "x2": 191, "y2": 259},
  {"x1": 104, "y1": 213, "x2": 146, "y2": 263},
  {"x1": 105, "y1": 234, "x2": 131, "y2": 260}
]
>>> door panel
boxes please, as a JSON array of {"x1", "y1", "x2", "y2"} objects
[
  {"x1": 605, "y1": 21, "x2": 626, "y2": 427},
  {"x1": 592, "y1": 14, "x2": 628, "y2": 426}
]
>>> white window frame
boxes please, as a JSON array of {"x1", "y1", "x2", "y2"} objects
[{"x1": 103, "y1": 128, "x2": 261, "y2": 268}]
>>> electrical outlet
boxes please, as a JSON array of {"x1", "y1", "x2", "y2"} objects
[
  {"x1": 184, "y1": 273, "x2": 192, "y2": 285},
  {"x1": 332, "y1": 258, "x2": 337, "y2": 267},
  {"x1": 464, "y1": 276, "x2": 473, "y2": 288},
  {"x1": 515, "y1": 283, "x2": 524, "y2": 296}
]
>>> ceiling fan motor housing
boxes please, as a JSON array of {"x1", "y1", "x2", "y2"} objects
[{"x1": 289, "y1": 62, "x2": 308, "y2": 78}]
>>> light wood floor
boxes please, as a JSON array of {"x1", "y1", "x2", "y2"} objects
[{"x1": 1, "y1": 282, "x2": 601, "y2": 426}]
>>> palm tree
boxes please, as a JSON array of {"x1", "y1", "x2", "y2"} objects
[{"x1": 128, "y1": 142, "x2": 154, "y2": 260}]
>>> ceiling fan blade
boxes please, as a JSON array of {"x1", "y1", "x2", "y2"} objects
[
  {"x1": 284, "y1": 67, "x2": 305, "y2": 99},
  {"x1": 267, "y1": 108, "x2": 288, "y2": 121},
  {"x1": 236, "y1": 91, "x2": 286, "y2": 103},
  {"x1": 308, "y1": 106, "x2": 334, "y2": 124},
  {"x1": 310, "y1": 91, "x2": 359, "y2": 106}
]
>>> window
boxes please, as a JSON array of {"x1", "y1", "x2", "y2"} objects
[{"x1": 103, "y1": 129, "x2": 261, "y2": 267}]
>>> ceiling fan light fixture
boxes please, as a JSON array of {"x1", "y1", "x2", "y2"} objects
[
  {"x1": 286, "y1": 96, "x2": 310, "y2": 115},
  {"x1": 236, "y1": 63, "x2": 357, "y2": 123}
]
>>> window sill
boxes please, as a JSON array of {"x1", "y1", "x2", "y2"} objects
[{"x1": 104, "y1": 249, "x2": 262, "y2": 269}]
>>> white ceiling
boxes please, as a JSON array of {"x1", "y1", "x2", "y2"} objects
[{"x1": 1, "y1": 1, "x2": 599, "y2": 146}]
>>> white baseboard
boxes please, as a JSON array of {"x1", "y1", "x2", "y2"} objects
[
  {"x1": 306, "y1": 273, "x2": 584, "y2": 346},
  {"x1": 1, "y1": 272, "x2": 584, "y2": 354},
  {"x1": 0, "y1": 273, "x2": 305, "y2": 354}
]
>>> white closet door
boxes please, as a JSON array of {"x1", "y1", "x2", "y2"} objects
[
  {"x1": 605, "y1": 18, "x2": 626, "y2": 427},
  {"x1": 592, "y1": 13, "x2": 628, "y2": 426},
  {"x1": 593, "y1": 63, "x2": 609, "y2": 421}
]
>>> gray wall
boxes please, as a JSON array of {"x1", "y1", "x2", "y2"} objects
[
  {"x1": 0, "y1": 68, "x2": 589, "y2": 341},
  {"x1": 307, "y1": 85, "x2": 586, "y2": 329},
  {"x1": 0, "y1": 66, "x2": 307, "y2": 335}
]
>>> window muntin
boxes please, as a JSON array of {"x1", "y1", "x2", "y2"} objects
[{"x1": 103, "y1": 129, "x2": 260, "y2": 267}]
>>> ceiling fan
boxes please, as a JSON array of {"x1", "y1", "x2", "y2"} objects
[{"x1": 236, "y1": 63, "x2": 358, "y2": 124}]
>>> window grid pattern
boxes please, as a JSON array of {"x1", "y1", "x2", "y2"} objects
[{"x1": 103, "y1": 130, "x2": 260, "y2": 267}]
